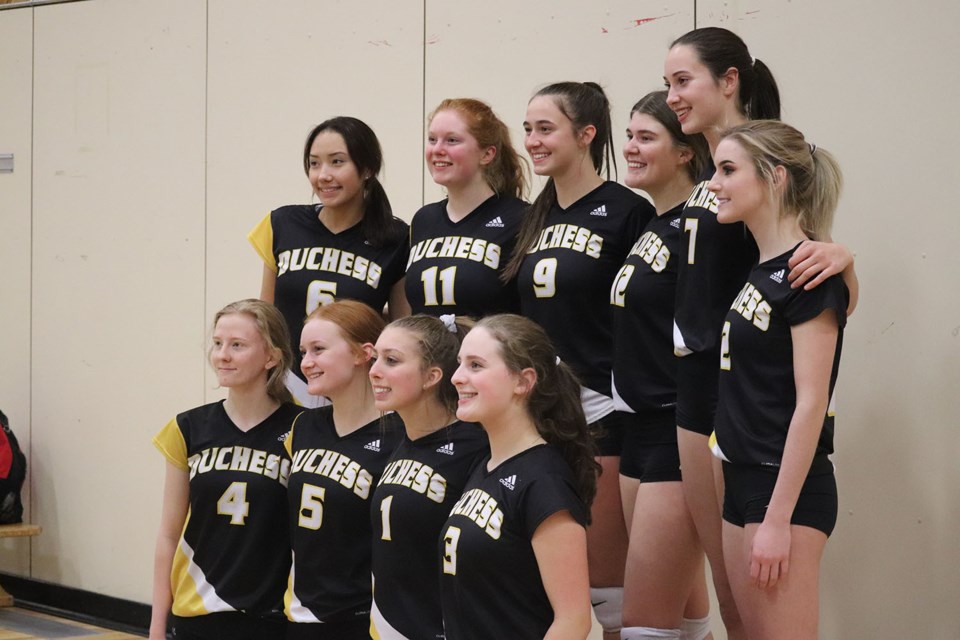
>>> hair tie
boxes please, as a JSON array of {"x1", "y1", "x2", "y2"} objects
[
  {"x1": 555, "y1": 355, "x2": 561, "y2": 365},
  {"x1": 808, "y1": 142, "x2": 817, "y2": 155},
  {"x1": 439, "y1": 314, "x2": 457, "y2": 333}
]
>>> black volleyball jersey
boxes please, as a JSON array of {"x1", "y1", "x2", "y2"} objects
[
  {"x1": 611, "y1": 204, "x2": 683, "y2": 413},
  {"x1": 284, "y1": 407, "x2": 403, "y2": 623},
  {"x1": 518, "y1": 182, "x2": 653, "y2": 396},
  {"x1": 370, "y1": 421, "x2": 488, "y2": 640},
  {"x1": 405, "y1": 196, "x2": 526, "y2": 318},
  {"x1": 674, "y1": 163, "x2": 759, "y2": 356},
  {"x1": 152, "y1": 401, "x2": 302, "y2": 618},
  {"x1": 712, "y1": 246, "x2": 847, "y2": 468},
  {"x1": 249, "y1": 205, "x2": 409, "y2": 381},
  {"x1": 439, "y1": 445, "x2": 589, "y2": 640}
]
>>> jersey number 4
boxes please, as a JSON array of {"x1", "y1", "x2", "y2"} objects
[{"x1": 217, "y1": 482, "x2": 249, "y2": 525}]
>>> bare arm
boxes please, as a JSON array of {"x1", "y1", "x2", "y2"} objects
[
  {"x1": 149, "y1": 462, "x2": 190, "y2": 639},
  {"x1": 259, "y1": 264, "x2": 277, "y2": 304},
  {"x1": 532, "y1": 511, "x2": 592, "y2": 640},
  {"x1": 387, "y1": 278, "x2": 411, "y2": 320},
  {"x1": 749, "y1": 310, "x2": 838, "y2": 589},
  {"x1": 787, "y1": 240, "x2": 858, "y2": 315}
]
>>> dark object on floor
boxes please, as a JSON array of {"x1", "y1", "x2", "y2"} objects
[{"x1": 0, "y1": 410, "x2": 26, "y2": 524}]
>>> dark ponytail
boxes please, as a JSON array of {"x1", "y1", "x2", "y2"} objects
[
  {"x1": 302, "y1": 117, "x2": 406, "y2": 248},
  {"x1": 477, "y1": 314, "x2": 600, "y2": 514},
  {"x1": 502, "y1": 82, "x2": 615, "y2": 282},
  {"x1": 671, "y1": 27, "x2": 781, "y2": 121}
]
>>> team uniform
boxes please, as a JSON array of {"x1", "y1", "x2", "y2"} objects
[
  {"x1": 284, "y1": 407, "x2": 403, "y2": 639},
  {"x1": 674, "y1": 163, "x2": 758, "y2": 434},
  {"x1": 610, "y1": 205, "x2": 684, "y2": 481},
  {"x1": 248, "y1": 205, "x2": 409, "y2": 405},
  {"x1": 517, "y1": 181, "x2": 653, "y2": 450},
  {"x1": 710, "y1": 245, "x2": 847, "y2": 536},
  {"x1": 153, "y1": 401, "x2": 302, "y2": 640},
  {"x1": 405, "y1": 196, "x2": 526, "y2": 317},
  {"x1": 439, "y1": 445, "x2": 589, "y2": 640},
  {"x1": 370, "y1": 421, "x2": 488, "y2": 640}
]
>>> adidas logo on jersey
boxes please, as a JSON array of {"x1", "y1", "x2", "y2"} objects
[
  {"x1": 589, "y1": 205, "x2": 607, "y2": 217},
  {"x1": 485, "y1": 216, "x2": 505, "y2": 228},
  {"x1": 770, "y1": 269, "x2": 785, "y2": 284},
  {"x1": 364, "y1": 439, "x2": 381, "y2": 452},
  {"x1": 670, "y1": 217, "x2": 681, "y2": 228},
  {"x1": 436, "y1": 442, "x2": 455, "y2": 455},
  {"x1": 499, "y1": 474, "x2": 517, "y2": 490}
]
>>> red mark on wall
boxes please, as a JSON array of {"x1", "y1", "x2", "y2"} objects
[{"x1": 630, "y1": 14, "x2": 675, "y2": 27}]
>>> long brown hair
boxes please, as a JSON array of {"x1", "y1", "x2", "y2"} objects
[{"x1": 476, "y1": 314, "x2": 599, "y2": 514}]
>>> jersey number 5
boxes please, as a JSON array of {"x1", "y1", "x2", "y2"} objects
[{"x1": 298, "y1": 484, "x2": 326, "y2": 530}]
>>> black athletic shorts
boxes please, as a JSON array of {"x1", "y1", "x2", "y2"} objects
[
  {"x1": 676, "y1": 350, "x2": 719, "y2": 436},
  {"x1": 590, "y1": 411, "x2": 626, "y2": 457},
  {"x1": 721, "y1": 457, "x2": 838, "y2": 536},
  {"x1": 619, "y1": 409, "x2": 682, "y2": 482},
  {"x1": 171, "y1": 612, "x2": 285, "y2": 640},
  {"x1": 286, "y1": 616, "x2": 372, "y2": 640}
]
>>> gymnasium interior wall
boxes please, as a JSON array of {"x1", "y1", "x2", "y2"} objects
[{"x1": 0, "y1": 0, "x2": 957, "y2": 637}]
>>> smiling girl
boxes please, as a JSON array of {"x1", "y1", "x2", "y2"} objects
[
  {"x1": 708, "y1": 120, "x2": 847, "y2": 640},
  {"x1": 502, "y1": 83, "x2": 655, "y2": 638},
  {"x1": 663, "y1": 28, "x2": 857, "y2": 639},
  {"x1": 367, "y1": 314, "x2": 487, "y2": 639},
  {"x1": 249, "y1": 117, "x2": 410, "y2": 407},
  {"x1": 284, "y1": 300, "x2": 402, "y2": 639},
  {"x1": 150, "y1": 300, "x2": 301, "y2": 640},
  {"x1": 612, "y1": 91, "x2": 713, "y2": 640},
  {"x1": 441, "y1": 314, "x2": 598, "y2": 640},
  {"x1": 406, "y1": 99, "x2": 528, "y2": 317}
]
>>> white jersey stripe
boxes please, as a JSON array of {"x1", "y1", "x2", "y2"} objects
[{"x1": 178, "y1": 537, "x2": 235, "y2": 613}]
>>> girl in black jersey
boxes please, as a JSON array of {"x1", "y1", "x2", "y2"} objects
[
  {"x1": 150, "y1": 300, "x2": 300, "y2": 640},
  {"x1": 367, "y1": 314, "x2": 487, "y2": 639},
  {"x1": 406, "y1": 99, "x2": 529, "y2": 317},
  {"x1": 285, "y1": 300, "x2": 402, "y2": 640},
  {"x1": 707, "y1": 121, "x2": 847, "y2": 640},
  {"x1": 501, "y1": 82, "x2": 655, "y2": 638},
  {"x1": 613, "y1": 92, "x2": 713, "y2": 640},
  {"x1": 249, "y1": 117, "x2": 410, "y2": 408},
  {"x1": 663, "y1": 28, "x2": 859, "y2": 639},
  {"x1": 443, "y1": 314, "x2": 598, "y2": 640}
]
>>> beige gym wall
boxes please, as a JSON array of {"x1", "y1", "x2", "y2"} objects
[{"x1": 0, "y1": 0, "x2": 957, "y2": 637}]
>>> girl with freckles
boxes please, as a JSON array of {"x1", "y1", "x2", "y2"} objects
[
  {"x1": 406, "y1": 99, "x2": 529, "y2": 317},
  {"x1": 249, "y1": 117, "x2": 410, "y2": 408},
  {"x1": 284, "y1": 300, "x2": 402, "y2": 640},
  {"x1": 440, "y1": 314, "x2": 599, "y2": 640},
  {"x1": 367, "y1": 314, "x2": 487, "y2": 640},
  {"x1": 708, "y1": 120, "x2": 847, "y2": 640}
]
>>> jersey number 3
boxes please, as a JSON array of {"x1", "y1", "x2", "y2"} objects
[{"x1": 442, "y1": 526, "x2": 461, "y2": 575}]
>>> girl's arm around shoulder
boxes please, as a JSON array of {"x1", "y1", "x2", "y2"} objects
[
  {"x1": 149, "y1": 462, "x2": 190, "y2": 639},
  {"x1": 532, "y1": 510, "x2": 592, "y2": 640},
  {"x1": 787, "y1": 239, "x2": 859, "y2": 315},
  {"x1": 750, "y1": 309, "x2": 839, "y2": 590}
]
